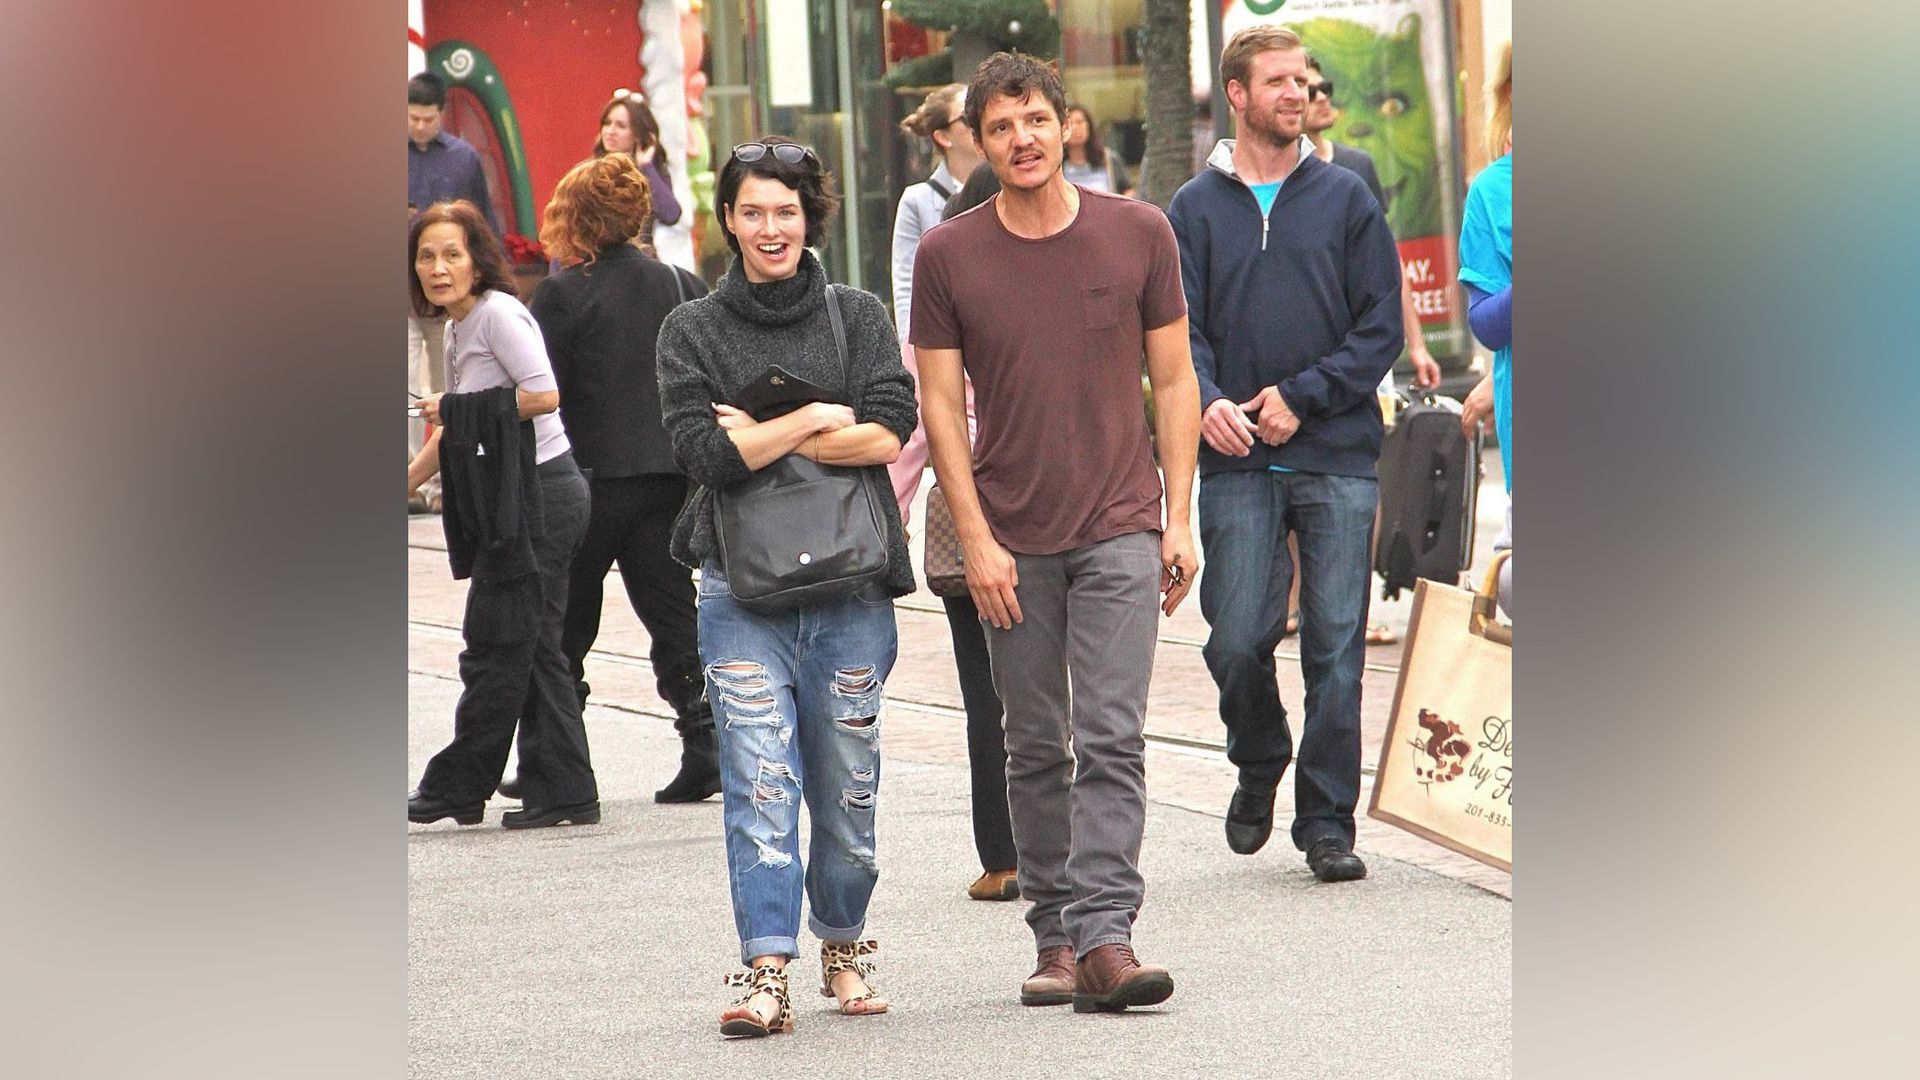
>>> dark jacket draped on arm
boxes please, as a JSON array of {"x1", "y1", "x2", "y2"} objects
[{"x1": 439, "y1": 386, "x2": 543, "y2": 582}]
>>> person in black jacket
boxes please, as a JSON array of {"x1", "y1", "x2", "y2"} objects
[
  {"x1": 406, "y1": 199, "x2": 600, "y2": 831},
  {"x1": 529, "y1": 154, "x2": 718, "y2": 803}
]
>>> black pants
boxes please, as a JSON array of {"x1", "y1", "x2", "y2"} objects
[
  {"x1": 557, "y1": 473, "x2": 710, "y2": 733},
  {"x1": 420, "y1": 453, "x2": 597, "y2": 807},
  {"x1": 945, "y1": 594, "x2": 1017, "y2": 872}
]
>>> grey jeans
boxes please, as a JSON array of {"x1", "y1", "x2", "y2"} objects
[{"x1": 983, "y1": 529, "x2": 1161, "y2": 956}]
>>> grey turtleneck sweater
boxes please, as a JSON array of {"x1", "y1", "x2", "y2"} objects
[{"x1": 657, "y1": 250, "x2": 920, "y2": 596}]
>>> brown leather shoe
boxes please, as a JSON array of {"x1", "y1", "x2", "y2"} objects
[
  {"x1": 968, "y1": 868, "x2": 1021, "y2": 901},
  {"x1": 1019, "y1": 945, "x2": 1076, "y2": 1006},
  {"x1": 1072, "y1": 943, "x2": 1174, "y2": 1013}
]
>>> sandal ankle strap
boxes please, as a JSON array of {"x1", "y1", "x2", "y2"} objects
[
  {"x1": 819, "y1": 939, "x2": 879, "y2": 994},
  {"x1": 724, "y1": 963, "x2": 791, "y2": 1009}
]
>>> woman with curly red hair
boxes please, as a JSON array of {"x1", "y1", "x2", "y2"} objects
[{"x1": 521, "y1": 154, "x2": 719, "y2": 804}]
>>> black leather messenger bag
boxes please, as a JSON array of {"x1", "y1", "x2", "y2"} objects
[{"x1": 712, "y1": 286, "x2": 889, "y2": 614}]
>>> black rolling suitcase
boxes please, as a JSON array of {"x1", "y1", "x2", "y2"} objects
[{"x1": 1375, "y1": 391, "x2": 1481, "y2": 601}]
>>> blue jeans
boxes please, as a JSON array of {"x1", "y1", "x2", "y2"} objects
[
  {"x1": 1198, "y1": 470, "x2": 1376, "y2": 850},
  {"x1": 697, "y1": 564, "x2": 897, "y2": 964}
]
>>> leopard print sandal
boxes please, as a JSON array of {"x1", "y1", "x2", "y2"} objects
[
  {"x1": 819, "y1": 939, "x2": 887, "y2": 1016},
  {"x1": 720, "y1": 963, "x2": 793, "y2": 1038}
]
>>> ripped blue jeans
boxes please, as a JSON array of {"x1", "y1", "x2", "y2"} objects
[{"x1": 697, "y1": 563, "x2": 897, "y2": 964}]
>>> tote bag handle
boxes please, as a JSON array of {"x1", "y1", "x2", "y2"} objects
[{"x1": 1470, "y1": 549, "x2": 1513, "y2": 647}]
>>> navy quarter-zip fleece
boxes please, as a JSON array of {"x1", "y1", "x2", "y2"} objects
[{"x1": 1167, "y1": 139, "x2": 1404, "y2": 479}]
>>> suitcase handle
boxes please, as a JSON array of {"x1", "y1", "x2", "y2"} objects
[{"x1": 1470, "y1": 549, "x2": 1513, "y2": 646}]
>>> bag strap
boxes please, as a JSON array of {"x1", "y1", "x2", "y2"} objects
[
  {"x1": 824, "y1": 283, "x2": 851, "y2": 401},
  {"x1": 668, "y1": 265, "x2": 690, "y2": 306},
  {"x1": 1471, "y1": 549, "x2": 1513, "y2": 646},
  {"x1": 926, "y1": 177, "x2": 954, "y2": 200}
]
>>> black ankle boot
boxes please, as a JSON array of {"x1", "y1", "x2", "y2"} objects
[{"x1": 655, "y1": 723, "x2": 721, "y2": 803}]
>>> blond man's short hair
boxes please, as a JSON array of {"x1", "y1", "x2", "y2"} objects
[{"x1": 1220, "y1": 25, "x2": 1305, "y2": 92}]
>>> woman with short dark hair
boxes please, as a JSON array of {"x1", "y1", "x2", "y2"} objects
[
  {"x1": 655, "y1": 138, "x2": 918, "y2": 1037},
  {"x1": 405, "y1": 199, "x2": 599, "y2": 831}
]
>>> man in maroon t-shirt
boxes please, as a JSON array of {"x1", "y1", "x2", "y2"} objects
[{"x1": 911, "y1": 52, "x2": 1202, "y2": 1014}]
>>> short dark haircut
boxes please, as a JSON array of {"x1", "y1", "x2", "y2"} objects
[
  {"x1": 407, "y1": 71, "x2": 447, "y2": 110},
  {"x1": 962, "y1": 52, "x2": 1066, "y2": 138},
  {"x1": 408, "y1": 200, "x2": 516, "y2": 317},
  {"x1": 715, "y1": 137, "x2": 840, "y2": 256}
]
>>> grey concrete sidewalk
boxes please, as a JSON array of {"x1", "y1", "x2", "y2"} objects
[{"x1": 409, "y1": 673, "x2": 1511, "y2": 1079}]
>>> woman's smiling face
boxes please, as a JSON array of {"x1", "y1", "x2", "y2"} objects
[{"x1": 725, "y1": 174, "x2": 807, "y2": 283}]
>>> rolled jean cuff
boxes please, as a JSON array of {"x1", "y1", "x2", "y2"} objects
[
  {"x1": 1076, "y1": 932, "x2": 1133, "y2": 959},
  {"x1": 808, "y1": 914, "x2": 867, "y2": 944},
  {"x1": 740, "y1": 935, "x2": 799, "y2": 966}
]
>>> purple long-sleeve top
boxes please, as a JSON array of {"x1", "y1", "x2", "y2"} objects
[{"x1": 641, "y1": 159, "x2": 681, "y2": 228}]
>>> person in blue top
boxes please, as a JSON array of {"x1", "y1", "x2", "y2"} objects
[
  {"x1": 1459, "y1": 42, "x2": 1513, "y2": 492},
  {"x1": 1460, "y1": 42, "x2": 1512, "y2": 614}
]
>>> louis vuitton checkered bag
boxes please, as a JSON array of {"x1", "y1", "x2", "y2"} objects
[{"x1": 921, "y1": 485, "x2": 970, "y2": 598}]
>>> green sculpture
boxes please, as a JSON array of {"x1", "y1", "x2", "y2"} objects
[
  {"x1": 425, "y1": 40, "x2": 537, "y2": 238},
  {"x1": 1295, "y1": 16, "x2": 1440, "y2": 239}
]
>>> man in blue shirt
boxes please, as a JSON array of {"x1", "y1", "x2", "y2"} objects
[
  {"x1": 407, "y1": 71, "x2": 499, "y2": 511},
  {"x1": 407, "y1": 72, "x2": 498, "y2": 232}
]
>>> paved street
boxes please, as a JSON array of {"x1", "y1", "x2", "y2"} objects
[{"x1": 409, "y1": 452, "x2": 1512, "y2": 1077}]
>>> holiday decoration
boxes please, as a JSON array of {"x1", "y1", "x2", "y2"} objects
[
  {"x1": 502, "y1": 232, "x2": 548, "y2": 266},
  {"x1": 885, "y1": 0, "x2": 1060, "y2": 87}
]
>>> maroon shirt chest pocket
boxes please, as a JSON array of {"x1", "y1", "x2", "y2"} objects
[{"x1": 1082, "y1": 283, "x2": 1120, "y2": 330}]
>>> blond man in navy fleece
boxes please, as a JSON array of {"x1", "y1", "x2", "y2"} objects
[{"x1": 1167, "y1": 25, "x2": 1403, "y2": 884}]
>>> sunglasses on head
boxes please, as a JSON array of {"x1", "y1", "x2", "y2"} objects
[
  {"x1": 1308, "y1": 79, "x2": 1335, "y2": 101},
  {"x1": 731, "y1": 142, "x2": 820, "y2": 167},
  {"x1": 611, "y1": 87, "x2": 646, "y2": 105}
]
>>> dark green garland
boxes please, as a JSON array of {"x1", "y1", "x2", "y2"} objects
[{"x1": 885, "y1": 0, "x2": 1061, "y2": 87}]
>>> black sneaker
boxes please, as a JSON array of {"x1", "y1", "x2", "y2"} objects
[{"x1": 1306, "y1": 837, "x2": 1367, "y2": 882}]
